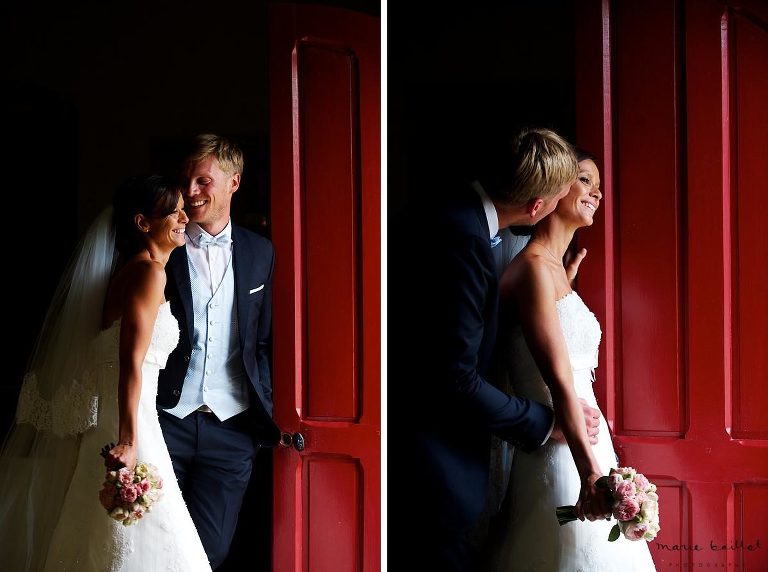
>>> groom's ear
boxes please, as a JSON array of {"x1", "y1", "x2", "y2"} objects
[
  {"x1": 229, "y1": 172, "x2": 241, "y2": 194},
  {"x1": 527, "y1": 197, "x2": 545, "y2": 219}
]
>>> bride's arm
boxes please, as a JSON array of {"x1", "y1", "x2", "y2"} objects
[
  {"x1": 512, "y1": 260, "x2": 609, "y2": 520},
  {"x1": 106, "y1": 261, "x2": 166, "y2": 471}
]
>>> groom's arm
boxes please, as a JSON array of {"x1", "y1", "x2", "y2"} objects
[{"x1": 432, "y1": 233, "x2": 554, "y2": 453}]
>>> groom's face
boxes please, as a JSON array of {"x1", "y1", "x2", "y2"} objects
[
  {"x1": 182, "y1": 156, "x2": 240, "y2": 230},
  {"x1": 531, "y1": 181, "x2": 572, "y2": 224}
]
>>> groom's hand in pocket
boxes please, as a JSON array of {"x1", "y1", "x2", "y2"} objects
[{"x1": 550, "y1": 398, "x2": 600, "y2": 445}]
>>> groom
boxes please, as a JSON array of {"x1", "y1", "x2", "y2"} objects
[
  {"x1": 389, "y1": 128, "x2": 602, "y2": 571},
  {"x1": 157, "y1": 134, "x2": 280, "y2": 569}
]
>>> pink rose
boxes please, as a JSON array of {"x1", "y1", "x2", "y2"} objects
[
  {"x1": 117, "y1": 467, "x2": 133, "y2": 486},
  {"x1": 615, "y1": 480, "x2": 636, "y2": 499},
  {"x1": 120, "y1": 484, "x2": 139, "y2": 503},
  {"x1": 138, "y1": 478, "x2": 150, "y2": 494},
  {"x1": 621, "y1": 521, "x2": 649, "y2": 541},
  {"x1": 132, "y1": 504, "x2": 146, "y2": 520},
  {"x1": 633, "y1": 474, "x2": 650, "y2": 491},
  {"x1": 635, "y1": 491, "x2": 648, "y2": 505},
  {"x1": 614, "y1": 498, "x2": 640, "y2": 521}
]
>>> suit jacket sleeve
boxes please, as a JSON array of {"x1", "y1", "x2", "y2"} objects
[
  {"x1": 432, "y1": 232, "x2": 553, "y2": 452},
  {"x1": 256, "y1": 246, "x2": 274, "y2": 405}
]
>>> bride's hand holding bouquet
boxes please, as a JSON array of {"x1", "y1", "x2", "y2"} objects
[
  {"x1": 99, "y1": 442, "x2": 164, "y2": 526},
  {"x1": 577, "y1": 471, "x2": 615, "y2": 521},
  {"x1": 556, "y1": 467, "x2": 661, "y2": 542},
  {"x1": 101, "y1": 440, "x2": 137, "y2": 472}
]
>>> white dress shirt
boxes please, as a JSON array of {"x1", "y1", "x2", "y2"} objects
[
  {"x1": 472, "y1": 180, "x2": 499, "y2": 240},
  {"x1": 185, "y1": 221, "x2": 233, "y2": 291}
]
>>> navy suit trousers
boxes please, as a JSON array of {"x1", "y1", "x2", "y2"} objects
[{"x1": 158, "y1": 409, "x2": 259, "y2": 569}]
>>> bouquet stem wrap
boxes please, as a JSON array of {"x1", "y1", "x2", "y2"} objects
[{"x1": 556, "y1": 467, "x2": 661, "y2": 542}]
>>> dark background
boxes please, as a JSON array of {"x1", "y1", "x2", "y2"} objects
[
  {"x1": 388, "y1": 0, "x2": 577, "y2": 215},
  {"x1": 387, "y1": 0, "x2": 579, "y2": 555}
]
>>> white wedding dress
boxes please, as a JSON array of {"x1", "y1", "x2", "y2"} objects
[
  {"x1": 488, "y1": 291, "x2": 656, "y2": 571},
  {"x1": 43, "y1": 302, "x2": 211, "y2": 571}
]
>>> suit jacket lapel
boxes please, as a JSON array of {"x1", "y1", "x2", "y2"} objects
[
  {"x1": 467, "y1": 189, "x2": 498, "y2": 268},
  {"x1": 468, "y1": 189, "x2": 504, "y2": 278},
  {"x1": 168, "y1": 246, "x2": 195, "y2": 343},
  {"x1": 471, "y1": 187, "x2": 492, "y2": 244},
  {"x1": 232, "y1": 227, "x2": 252, "y2": 349}
]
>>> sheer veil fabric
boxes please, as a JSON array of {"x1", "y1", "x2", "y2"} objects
[{"x1": 0, "y1": 206, "x2": 116, "y2": 569}]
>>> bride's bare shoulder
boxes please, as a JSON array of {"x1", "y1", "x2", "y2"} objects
[
  {"x1": 501, "y1": 249, "x2": 549, "y2": 291},
  {"x1": 101, "y1": 258, "x2": 166, "y2": 327}
]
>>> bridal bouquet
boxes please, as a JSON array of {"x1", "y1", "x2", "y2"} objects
[
  {"x1": 99, "y1": 461, "x2": 164, "y2": 526},
  {"x1": 556, "y1": 467, "x2": 660, "y2": 542}
]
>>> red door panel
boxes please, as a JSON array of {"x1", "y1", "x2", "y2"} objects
[
  {"x1": 731, "y1": 8, "x2": 768, "y2": 439},
  {"x1": 300, "y1": 41, "x2": 361, "y2": 422},
  {"x1": 613, "y1": 0, "x2": 684, "y2": 436},
  {"x1": 269, "y1": 4, "x2": 380, "y2": 571},
  {"x1": 576, "y1": 1, "x2": 768, "y2": 569}
]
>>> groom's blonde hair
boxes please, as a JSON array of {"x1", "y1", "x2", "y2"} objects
[
  {"x1": 185, "y1": 133, "x2": 244, "y2": 176},
  {"x1": 488, "y1": 128, "x2": 578, "y2": 206}
]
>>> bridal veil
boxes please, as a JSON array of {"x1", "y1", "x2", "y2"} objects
[{"x1": 0, "y1": 206, "x2": 116, "y2": 569}]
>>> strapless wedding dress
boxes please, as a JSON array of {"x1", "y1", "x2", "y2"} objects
[
  {"x1": 488, "y1": 291, "x2": 656, "y2": 571},
  {"x1": 44, "y1": 302, "x2": 211, "y2": 571}
]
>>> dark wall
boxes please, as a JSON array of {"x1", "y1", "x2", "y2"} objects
[
  {"x1": 386, "y1": 0, "x2": 578, "y2": 554},
  {"x1": 388, "y1": 0, "x2": 577, "y2": 214},
  {"x1": 2, "y1": 0, "x2": 273, "y2": 440},
  {"x1": 3, "y1": 1, "x2": 272, "y2": 228}
]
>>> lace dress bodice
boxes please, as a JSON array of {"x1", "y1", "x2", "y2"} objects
[
  {"x1": 95, "y1": 301, "x2": 179, "y2": 367},
  {"x1": 88, "y1": 301, "x2": 180, "y2": 414},
  {"x1": 556, "y1": 291, "x2": 601, "y2": 372},
  {"x1": 503, "y1": 291, "x2": 601, "y2": 408}
]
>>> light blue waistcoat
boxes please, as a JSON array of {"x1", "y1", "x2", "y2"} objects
[{"x1": 164, "y1": 252, "x2": 250, "y2": 420}]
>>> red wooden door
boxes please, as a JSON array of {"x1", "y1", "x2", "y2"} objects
[
  {"x1": 269, "y1": 4, "x2": 380, "y2": 571},
  {"x1": 576, "y1": 0, "x2": 768, "y2": 569}
]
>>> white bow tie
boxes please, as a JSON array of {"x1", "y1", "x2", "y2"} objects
[{"x1": 197, "y1": 233, "x2": 231, "y2": 247}]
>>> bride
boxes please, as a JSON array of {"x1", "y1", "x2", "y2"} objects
[
  {"x1": 487, "y1": 150, "x2": 657, "y2": 570},
  {"x1": 0, "y1": 174, "x2": 211, "y2": 571}
]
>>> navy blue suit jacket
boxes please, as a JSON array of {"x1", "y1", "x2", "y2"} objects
[
  {"x1": 391, "y1": 187, "x2": 554, "y2": 543},
  {"x1": 157, "y1": 225, "x2": 280, "y2": 447}
]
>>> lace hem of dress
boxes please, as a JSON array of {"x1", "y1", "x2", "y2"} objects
[
  {"x1": 106, "y1": 526, "x2": 130, "y2": 572},
  {"x1": 16, "y1": 371, "x2": 99, "y2": 436}
]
